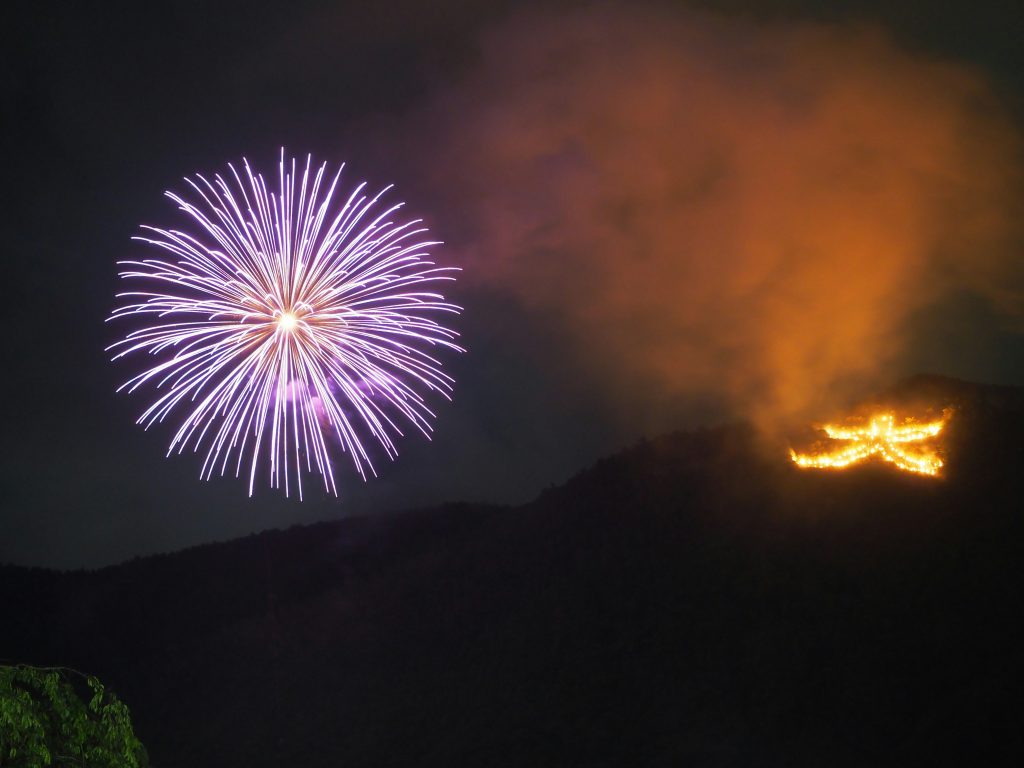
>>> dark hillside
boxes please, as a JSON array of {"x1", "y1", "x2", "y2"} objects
[{"x1": 2, "y1": 376, "x2": 1022, "y2": 766}]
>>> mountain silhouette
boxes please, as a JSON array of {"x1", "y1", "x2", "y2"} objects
[{"x1": 2, "y1": 375, "x2": 1022, "y2": 766}]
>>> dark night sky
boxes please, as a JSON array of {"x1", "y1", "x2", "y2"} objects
[{"x1": 3, "y1": 0, "x2": 1023, "y2": 568}]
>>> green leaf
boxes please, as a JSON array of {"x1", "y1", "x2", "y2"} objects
[{"x1": 0, "y1": 665, "x2": 149, "y2": 768}]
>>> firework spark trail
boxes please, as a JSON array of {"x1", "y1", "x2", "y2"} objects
[{"x1": 108, "y1": 152, "x2": 463, "y2": 498}]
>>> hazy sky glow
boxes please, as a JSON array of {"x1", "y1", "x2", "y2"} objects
[
  {"x1": 403, "y1": 6, "x2": 1023, "y2": 430},
  {"x1": 4, "y1": 0, "x2": 1023, "y2": 567}
]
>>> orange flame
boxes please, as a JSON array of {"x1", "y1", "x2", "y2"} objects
[{"x1": 790, "y1": 412, "x2": 947, "y2": 477}]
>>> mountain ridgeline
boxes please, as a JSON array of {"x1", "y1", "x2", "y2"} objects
[{"x1": 2, "y1": 376, "x2": 1022, "y2": 766}]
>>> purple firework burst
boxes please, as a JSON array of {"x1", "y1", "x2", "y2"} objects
[{"x1": 108, "y1": 152, "x2": 463, "y2": 498}]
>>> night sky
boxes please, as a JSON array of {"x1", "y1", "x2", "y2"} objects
[{"x1": 4, "y1": 0, "x2": 1023, "y2": 568}]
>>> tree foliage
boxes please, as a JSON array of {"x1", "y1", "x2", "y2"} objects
[{"x1": 0, "y1": 665, "x2": 148, "y2": 767}]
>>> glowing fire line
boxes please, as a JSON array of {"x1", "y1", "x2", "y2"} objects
[{"x1": 790, "y1": 413, "x2": 947, "y2": 477}]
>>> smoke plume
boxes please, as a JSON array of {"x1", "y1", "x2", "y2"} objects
[{"x1": 411, "y1": 5, "x2": 1023, "y2": 429}]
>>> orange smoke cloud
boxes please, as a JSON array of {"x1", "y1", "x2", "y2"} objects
[{"x1": 416, "y1": 6, "x2": 1024, "y2": 428}]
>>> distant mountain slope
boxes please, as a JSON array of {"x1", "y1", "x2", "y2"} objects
[{"x1": 2, "y1": 377, "x2": 1023, "y2": 767}]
